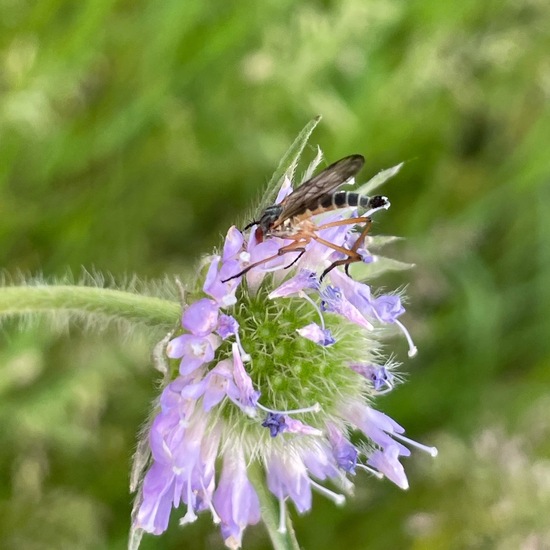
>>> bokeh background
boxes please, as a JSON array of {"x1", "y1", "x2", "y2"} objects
[{"x1": 1, "y1": 1, "x2": 549, "y2": 549}]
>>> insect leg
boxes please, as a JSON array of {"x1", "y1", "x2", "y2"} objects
[
  {"x1": 306, "y1": 216, "x2": 372, "y2": 281},
  {"x1": 321, "y1": 255, "x2": 361, "y2": 281},
  {"x1": 345, "y1": 218, "x2": 372, "y2": 276},
  {"x1": 221, "y1": 254, "x2": 279, "y2": 282},
  {"x1": 315, "y1": 215, "x2": 371, "y2": 231},
  {"x1": 283, "y1": 248, "x2": 306, "y2": 269},
  {"x1": 221, "y1": 238, "x2": 310, "y2": 282},
  {"x1": 311, "y1": 235, "x2": 363, "y2": 282}
]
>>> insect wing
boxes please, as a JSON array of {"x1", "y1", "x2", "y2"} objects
[{"x1": 276, "y1": 154, "x2": 365, "y2": 223}]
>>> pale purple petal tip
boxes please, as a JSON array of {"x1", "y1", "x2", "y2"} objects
[
  {"x1": 230, "y1": 343, "x2": 260, "y2": 413},
  {"x1": 223, "y1": 226, "x2": 245, "y2": 261},
  {"x1": 213, "y1": 449, "x2": 261, "y2": 550},
  {"x1": 367, "y1": 445, "x2": 409, "y2": 490},
  {"x1": 297, "y1": 323, "x2": 335, "y2": 346}
]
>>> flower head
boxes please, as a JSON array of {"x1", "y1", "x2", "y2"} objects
[{"x1": 130, "y1": 144, "x2": 435, "y2": 549}]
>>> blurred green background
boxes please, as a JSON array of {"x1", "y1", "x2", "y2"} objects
[{"x1": 1, "y1": 1, "x2": 549, "y2": 549}]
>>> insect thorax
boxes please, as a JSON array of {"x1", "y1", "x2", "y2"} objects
[{"x1": 258, "y1": 204, "x2": 283, "y2": 234}]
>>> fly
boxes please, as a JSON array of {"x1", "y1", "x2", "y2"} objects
[{"x1": 223, "y1": 155, "x2": 390, "y2": 282}]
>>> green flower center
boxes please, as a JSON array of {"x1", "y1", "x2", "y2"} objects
[{"x1": 216, "y1": 283, "x2": 374, "y2": 417}]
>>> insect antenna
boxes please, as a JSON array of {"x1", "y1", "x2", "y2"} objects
[{"x1": 242, "y1": 220, "x2": 259, "y2": 231}]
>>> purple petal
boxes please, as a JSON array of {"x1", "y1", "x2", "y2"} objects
[
  {"x1": 149, "y1": 410, "x2": 184, "y2": 464},
  {"x1": 178, "y1": 378, "x2": 209, "y2": 400},
  {"x1": 284, "y1": 416, "x2": 323, "y2": 436},
  {"x1": 327, "y1": 424, "x2": 358, "y2": 474},
  {"x1": 343, "y1": 402, "x2": 410, "y2": 456},
  {"x1": 371, "y1": 294, "x2": 405, "y2": 323},
  {"x1": 275, "y1": 175, "x2": 293, "y2": 204},
  {"x1": 217, "y1": 315, "x2": 239, "y2": 339},
  {"x1": 213, "y1": 448, "x2": 260, "y2": 549},
  {"x1": 159, "y1": 376, "x2": 196, "y2": 412},
  {"x1": 135, "y1": 462, "x2": 177, "y2": 534},
  {"x1": 262, "y1": 413, "x2": 287, "y2": 437},
  {"x1": 202, "y1": 360, "x2": 233, "y2": 411},
  {"x1": 182, "y1": 298, "x2": 219, "y2": 336},
  {"x1": 357, "y1": 247, "x2": 374, "y2": 263},
  {"x1": 321, "y1": 286, "x2": 373, "y2": 330},
  {"x1": 203, "y1": 255, "x2": 222, "y2": 294},
  {"x1": 350, "y1": 364, "x2": 395, "y2": 392},
  {"x1": 329, "y1": 268, "x2": 373, "y2": 312},
  {"x1": 203, "y1": 257, "x2": 240, "y2": 307},
  {"x1": 297, "y1": 323, "x2": 336, "y2": 346},
  {"x1": 367, "y1": 445, "x2": 409, "y2": 490},
  {"x1": 248, "y1": 239, "x2": 287, "y2": 270},
  {"x1": 168, "y1": 334, "x2": 219, "y2": 375},
  {"x1": 266, "y1": 454, "x2": 312, "y2": 514},
  {"x1": 300, "y1": 443, "x2": 340, "y2": 480},
  {"x1": 223, "y1": 226, "x2": 244, "y2": 261},
  {"x1": 166, "y1": 334, "x2": 188, "y2": 359},
  {"x1": 229, "y1": 343, "x2": 260, "y2": 414},
  {"x1": 268, "y1": 269, "x2": 319, "y2": 299}
]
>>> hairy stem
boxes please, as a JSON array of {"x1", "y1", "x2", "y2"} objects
[
  {"x1": 0, "y1": 286, "x2": 181, "y2": 329},
  {"x1": 250, "y1": 465, "x2": 301, "y2": 550}
]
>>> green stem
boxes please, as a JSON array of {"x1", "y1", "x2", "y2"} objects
[
  {"x1": 0, "y1": 286, "x2": 181, "y2": 329},
  {"x1": 249, "y1": 465, "x2": 301, "y2": 550}
]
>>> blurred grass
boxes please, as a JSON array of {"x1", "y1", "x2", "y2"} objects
[{"x1": 1, "y1": 0, "x2": 549, "y2": 549}]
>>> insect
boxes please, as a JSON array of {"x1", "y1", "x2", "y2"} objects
[{"x1": 222, "y1": 154, "x2": 390, "y2": 282}]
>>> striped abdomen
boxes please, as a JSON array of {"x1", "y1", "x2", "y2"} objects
[{"x1": 315, "y1": 192, "x2": 389, "y2": 213}]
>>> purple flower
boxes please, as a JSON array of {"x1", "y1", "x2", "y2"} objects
[
  {"x1": 228, "y1": 343, "x2": 260, "y2": 415},
  {"x1": 131, "y1": 144, "x2": 434, "y2": 550},
  {"x1": 346, "y1": 402, "x2": 410, "y2": 455},
  {"x1": 350, "y1": 363, "x2": 395, "y2": 392},
  {"x1": 321, "y1": 285, "x2": 373, "y2": 330},
  {"x1": 266, "y1": 453, "x2": 312, "y2": 514},
  {"x1": 329, "y1": 269, "x2": 417, "y2": 356},
  {"x1": 367, "y1": 445, "x2": 409, "y2": 490},
  {"x1": 134, "y1": 388, "x2": 222, "y2": 533},
  {"x1": 203, "y1": 256, "x2": 240, "y2": 308},
  {"x1": 262, "y1": 413, "x2": 286, "y2": 437},
  {"x1": 262, "y1": 413, "x2": 323, "y2": 438},
  {"x1": 217, "y1": 314, "x2": 239, "y2": 339},
  {"x1": 182, "y1": 298, "x2": 219, "y2": 336},
  {"x1": 268, "y1": 269, "x2": 319, "y2": 298},
  {"x1": 213, "y1": 447, "x2": 261, "y2": 549},
  {"x1": 370, "y1": 294, "x2": 405, "y2": 323},
  {"x1": 297, "y1": 322, "x2": 336, "y2": 346},
  {"x1": 327, "y1": 424, "x2": 358, "y2": 474},
  {"x1": 222, "y1": 226, "x2": 245, "y2": 262},
  {"x1": 167, "y1": 333, "x2": 220, "y2": 375}
]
